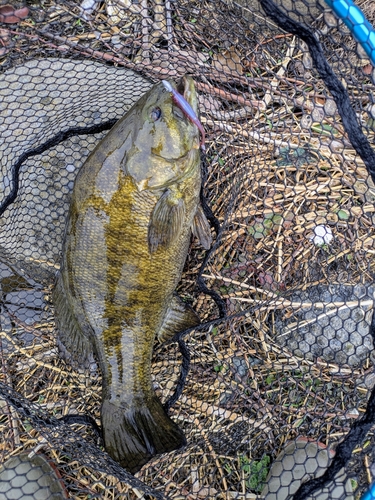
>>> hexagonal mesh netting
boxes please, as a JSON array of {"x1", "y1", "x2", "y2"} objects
[{"x1": 1, "y1": 0, "x2": 375, "y2": 498}]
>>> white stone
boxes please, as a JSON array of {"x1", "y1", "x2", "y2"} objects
[{"x1": 311, "y1": 225, "x2": 333, "y2": 246}]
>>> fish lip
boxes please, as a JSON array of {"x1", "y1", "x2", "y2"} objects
[
  {"x1": 151, "y1": 147, "x2": 197, "y2": 163},
  {"x1": 147, "y1": 148, "x2": 199, "y2": 190}
]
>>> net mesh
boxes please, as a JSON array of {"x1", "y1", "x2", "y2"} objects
[{"x1": 1, "y1": 0, "x2": 375, "y2": 498}]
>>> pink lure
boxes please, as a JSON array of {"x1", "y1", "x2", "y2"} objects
[{"x1": 162, "y1": 80, "x2": 206, "y2": 150}]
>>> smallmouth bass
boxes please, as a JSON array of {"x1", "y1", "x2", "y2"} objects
[{"x1": 53, "y1": 77, "x2": 211, "y2": 472}]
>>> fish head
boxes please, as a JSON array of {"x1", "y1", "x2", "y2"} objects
[{"x1": 124, "y1": 76, "x2": 201, "y2": 190}]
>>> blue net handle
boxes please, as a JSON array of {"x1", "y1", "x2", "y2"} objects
[
  {"x1": 361, "y1": 482, "x2": 375, "y2": 500},
  {"x1": 324, "y1": 0, "x2": 375, "y2": 65}
]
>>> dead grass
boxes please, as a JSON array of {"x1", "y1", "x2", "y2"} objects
[{"x1": 1, "y1": 0, "x2": 375, "y2": 497}]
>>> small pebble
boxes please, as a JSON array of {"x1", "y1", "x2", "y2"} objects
[{"x1": 310, "y1": 225, "x2": 333, "y2": 246}]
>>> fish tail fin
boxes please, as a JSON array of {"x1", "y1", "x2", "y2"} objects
[{"x1": 101, "y1": 395, "x2": 186, "y2": 473}]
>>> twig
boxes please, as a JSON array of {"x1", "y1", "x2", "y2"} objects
[
  {"x1": 0, "y1": 328, "x2": 82, "y2": 376},
  {"x1": 165, "y1": 0, "x2": 174, "y2": 50},
  {"x1": 260, "y1": 35, "x2": 297, "y2": 111},
  {"x1": 197, "y1": 81, "x2": 266, "y2": 110}
]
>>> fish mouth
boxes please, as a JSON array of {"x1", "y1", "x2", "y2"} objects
[
  {"x1": 151, "y1": 146, "x2": 197, "y2": 164},
  {"x1": 174, "y1": 76, "x2": 205, "y2": 149}
]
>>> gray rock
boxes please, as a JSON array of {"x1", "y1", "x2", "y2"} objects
[
  {"x1": 223, "y1": 0, "x2": 322, "y2": 25},
  {"x1": 0, "y1": 452, "x2": 67, "y2": 499},
  {"x1": 356, "y1": 372, "x2": 375, "y2": 391},
  {"x1": 5, "y1": 289, "x2": 49, "y2": 342},
  {"x1": 261, "y1": 438, "x2": 353, "y2": 499},
  {"x1": 0, "y1": 260, "x2": 47, "y2": 352},
  {"x1": 275, "y1": 284, "x2": 375, "y2": 367},
  {"x1": 0, "y1": 58, "x2": 152, "y2": 284}
]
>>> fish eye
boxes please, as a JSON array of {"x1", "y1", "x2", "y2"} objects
[{"x1": 150, "y1": 107, "x2": 162, "y2": 121}]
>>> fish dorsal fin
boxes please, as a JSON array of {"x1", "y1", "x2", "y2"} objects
[
  {"x1": 158, "y1": 294, "x2": 200, "y2": 343},
  {"x1": 148, "y1": 189, "x2": 185, "y2": 253},
  {"x1": 192, "y1": 204, "x2": 212, "y2": 250}
]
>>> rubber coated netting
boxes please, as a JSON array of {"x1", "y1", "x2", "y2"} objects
[{"x1": 1, "y1": 0, "x2": 375, "y2": 498}]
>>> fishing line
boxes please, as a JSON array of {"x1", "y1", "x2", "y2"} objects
[
  {"x1": 164, "y1": 148, "x2": 226, "y2": 408},
  {"x1": 200, "y1": 150, "x2": 221, "y2": 237},
  {"x1": 165, "y1": 304, "x2": 269, "y2": 411}
]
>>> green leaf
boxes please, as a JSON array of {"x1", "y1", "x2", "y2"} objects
[
  {"x1": 337, "y1": 209, "x2": 349, "y2": 220},
  {"x1": 246, "y1": 456, "x2": 270, "y2": 493},
  {"x1": 350, "y1": 479, "x2": 358, "y2": 490},
  {"x1": 272, "y1": 214, "x2": 283, "y2": 225},
  {"x1": 23, "y1": 420, "x2": 33, "y2": 432},
  {"x1": 253, "y1": 231, "x2": 264, "y2": 239},
  {"x1": 224, "y1": 463, "x2": 232, "y2": 474},
  {"x1": 311, "y1": 123, "x2": 338, "y2": 136},
  {"x1": 263, "y1": 218, "x2": 273, "y2": 229},
  {"x1": 295, "y1": 417, "x2": 305, "y2": 428}
]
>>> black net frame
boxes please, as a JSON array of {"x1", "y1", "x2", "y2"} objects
[{"x1": 1, "y1": 0, "x2": 375, "y2": 498}]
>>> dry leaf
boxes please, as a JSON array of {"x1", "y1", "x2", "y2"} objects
[
  {"x1": 363, "y1": 63, "x2": 373, "y2": 75},
  {"x1": 212, "y1": 47, "x2": 243, "y2": 74},
  {"x1": 0, "y1": 4, "x2": 29, "y2": 23}
]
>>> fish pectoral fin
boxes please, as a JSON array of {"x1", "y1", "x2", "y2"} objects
[
  {"x1": 158, "y1": 294, "x2": 200, "y2": 343},
  {"x1": 192, "y1": 204, "x2": 212, "y2": 250},
  {"x1": 148, "y1": 189, "x2": 185, "y2": 253}
]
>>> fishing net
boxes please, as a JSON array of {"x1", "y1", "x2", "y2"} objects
[{"x1": 1, "y1": 0, "x2": 375, "y2": 498}]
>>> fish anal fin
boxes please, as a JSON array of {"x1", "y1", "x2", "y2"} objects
[
  {"x1": 158, "y1": 294, "x2": 200, "y2": 343},
  {"x1": 102, "y1": 394, "x2": 186, "y2": 473},
  {"x1": 148, "y1": 189, "x2": 185, "y2": 253},
  {"x1": 192, "y1": 204, "x2": 212, "y2": 250},
  {"x1": 52, "y1": 275, "x2": 96, "y2": 370}
]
